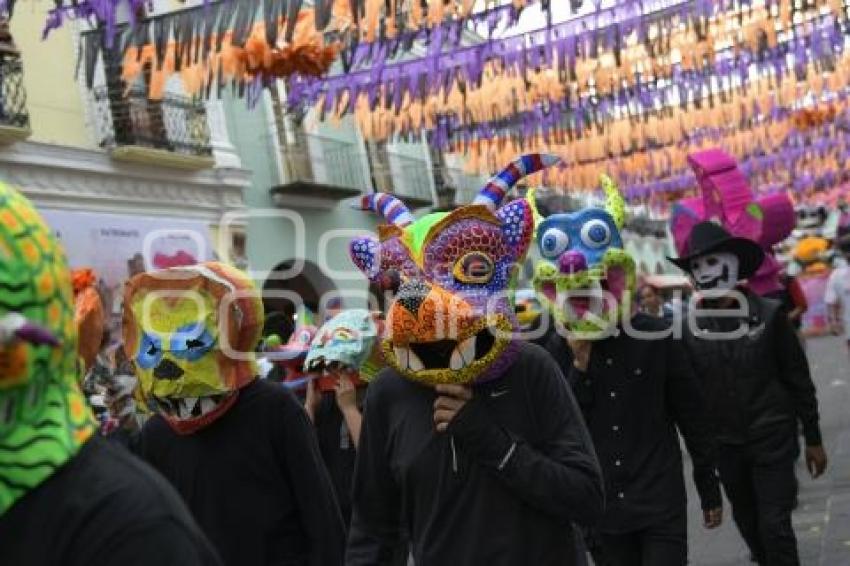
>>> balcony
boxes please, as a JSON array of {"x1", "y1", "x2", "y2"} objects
[
  {"x1": 371, "y1": 153, "x2": 434, "y2": 209},
  {"x1": 271, "y1": 134, "x2": 366, "y2": 207},
  {"x1": 0, "y1": 58, "x2": 31, "y2": 144},
  {"x1": 270, "y1": 133, "x2": 439, "y2": 210},
  {"x1": 91, "y1": 85, "x2": 214, "y2": 170}
]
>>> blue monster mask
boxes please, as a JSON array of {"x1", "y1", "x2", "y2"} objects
[{"x1": 531, "y1": 175, "x2": 637, "y2": 333}]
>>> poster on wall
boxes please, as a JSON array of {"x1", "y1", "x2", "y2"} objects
[{"x1": 40, "y1": 209, "x2": 213, "y2": 340}]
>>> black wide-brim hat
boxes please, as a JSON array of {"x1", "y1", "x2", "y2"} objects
[{"x1": 667, "y1": 221, "x2": 765, "y2": 280}]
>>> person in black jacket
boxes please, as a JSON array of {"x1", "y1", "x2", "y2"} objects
[
  {"x1": 348, "y1": 341, "x2": 604, "y2": 566},
  {"x1": 544, "y1": 315, "x2": 723, "y2": 566},
  {"x1": 670, "y1": 221, "x2": 827, "y2": 566},
  {"x1": 345, "y1": 155, "x2": 603, "y2": 565},
  {"x1": 533, "y1": 174, "x2": 722, "y2": 566},
  {"x1": 123, "y1": 262, "x2": 346, "y2": 566},
  {"x1": 302, "y1": 309, "x2": 381, "y2": 526}
]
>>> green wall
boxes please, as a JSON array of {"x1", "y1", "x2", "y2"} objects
[{"x1": 222, "y1": 93, "x2": 379, "y2": 309}]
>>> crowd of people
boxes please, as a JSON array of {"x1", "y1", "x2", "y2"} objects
[{"x1": 0, "y1": 150, "x2": 838, "y2": 566}]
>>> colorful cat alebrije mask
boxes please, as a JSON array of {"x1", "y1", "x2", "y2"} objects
[
  {"x1": 532, "y1": 175, "x2": 636, "y2": 334},
  {"x1": 123, "y1": 262, "x2": 263, "y2": 435},
  {"x1": 350, "y1": 154, "x2": 559, "y2": 385},
  {"x1": 0, "y1": 183, "x2": 96, "y2": 515}
]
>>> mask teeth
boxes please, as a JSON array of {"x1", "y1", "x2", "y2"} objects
[
  {"x1": 179, "y1": 397, "x2": 198, "y2": 420},
  {"x1": 200, "y1": 397, "x2": 218, "y2": 415},
  {"x1": 155, "y1": 397, "x2": 177, "y2": 417},
  {"x1": 156, "y1": 394, "x2": 229, "y2": 420}
]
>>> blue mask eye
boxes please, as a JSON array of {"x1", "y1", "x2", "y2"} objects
[
  {"x1": 137, "y1": 332, "x2": 163, "y2": 369},
  {"x1": 580, "y1": 219, "x2": 612, "y2": 248},
  {"x1": 170, "y1": 323, "x2": 215, "y2": 362},
  {"x1": 540, "y1": 228, "x2": 570, "y2": 258}
]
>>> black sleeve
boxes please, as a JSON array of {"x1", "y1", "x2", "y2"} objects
[
  {"x1": 773, "y1": 308, "x2": 823, "y2": 446},
  {"x1": 86, "y1": 519, "x2": 223, "y2": 566},
  {"x1": 664, "y1": 337, "x2": 722, "y2": 511},
  {"x1": 448, "y1": 349, "x2": 604, "y2": 526},
  {"x1": 346, "y1": 379, "x2": 405, "y2": 565},
  {"x1": 106, "y1": 427, "x2": 142, "y2": 454},
  {"x1": 543, "y1": 332, "x2": 594, "y2": 411},
  {"x1": 274, "y1": 392, "x2": 347, "y2": 566}
]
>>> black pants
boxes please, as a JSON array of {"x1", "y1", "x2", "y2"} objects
[
  {"x1": 717, "y1": 432, "x2": 800, "y2": 566},
  {"x1": 597, "y1": 511, "x2": 687, "y2": 566}
]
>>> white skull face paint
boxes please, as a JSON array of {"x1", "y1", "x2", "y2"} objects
[{"x1": 689, "y1": 252, "x2": 740, "y2": 290}]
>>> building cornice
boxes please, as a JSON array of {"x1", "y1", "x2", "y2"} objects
[{"x1": 0, "y1": 141, "x2": 250, "y2": 222}]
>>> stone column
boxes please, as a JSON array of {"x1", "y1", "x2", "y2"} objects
[{"x1": 205, "y1": 99, "x2": 242, "y2": 169}]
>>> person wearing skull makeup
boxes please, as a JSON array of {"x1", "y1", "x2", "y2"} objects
[
  {"x1": 534, "y1": 175, "x2": 722, "y2": 566},
  {"x1": 670, "y1": 221, "x2": 827, "y2": 566},
  {"x1": 124, "y1": 262, "x2": 346, "y2": 566},
  {"x1": 0, "y1": 183, "x2": 221, "y2": 566},
  {"x1": 345, "y1": 155, "x2": 604, "y2": 566}
]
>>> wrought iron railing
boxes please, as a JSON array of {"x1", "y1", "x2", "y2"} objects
[
  {"x1": 372, "y1": 152, "x2": 434, "y2": 202},
  {"x1": 279, "y1": 133, "x2": 486, "y2": 207},
  {"x1": 0, "y1": 58, "x2": 29, "y2": 130},
  {"x1": 282, "y1": 133, "x2": 370, "y2": 190},
  {"x1": 91, "y1": 85, "x2": 212, "y2": 157}
]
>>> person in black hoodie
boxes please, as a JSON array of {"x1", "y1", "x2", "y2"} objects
[
  {"x1": 302, "y1": 309, "x2": 380, "y2": 526},
  {"x1": 123, "y1": 262, "x2": 346, "y2": 566},
  {"x1": 670, "y1": 221, "x2": 827, "y2": 566},
  {"x1": 0, "y1": 184, "x2": 219, "y2": 566},
  {"x1": 532, "y1": 174, "x2": 721, "y2": 565},
  {"x1": 345, "y1": 154, "x2": 603, "y2": 566}
]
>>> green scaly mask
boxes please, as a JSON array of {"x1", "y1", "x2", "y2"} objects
[{"x1": 0, "y1": 183, "x2": 96, "y2": 515}]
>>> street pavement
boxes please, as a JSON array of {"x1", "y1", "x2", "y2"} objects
[{"x1": 685, "y1": 335, "x2": 850, "y2": 565}]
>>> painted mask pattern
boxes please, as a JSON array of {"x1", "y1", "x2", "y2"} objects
[
  {"x1": 122, "y1": 262, "x2": 263, "y2": 434},
  {"x1": 304, "y1": 309, "x2": 378, "y2": 375},
  {"x1": 0, "y1": 183, "x2": 96, "y2": 515},
  {"x1": 532, "y1": 175, "x2": 637, "y2": 333},
  {"x1": 690, "y1": 252, "x2": 741, "y2": 290},
  {"x1": 269, "y1": 324, "x2": 317, "y2": 390},
  {"x1": 350, "y1": 154, "x2": 559, "y2": 385}
]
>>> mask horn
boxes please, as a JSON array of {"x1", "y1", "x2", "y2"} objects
[
  {"x1": 600, "y1": 174, "x2": 625, "y2": 230},
  {"x1": 354, "y1": 192, "x2": 415, "y2": 227},
  {"x1": 474, "y1": 153, "x2": 561, "y2": 211}
]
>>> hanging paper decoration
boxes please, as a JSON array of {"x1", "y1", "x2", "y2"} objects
[
  {"x1": 791, "y1": 105, "x2": 839, "y2": 131},
  {"x1": 24, "y1": 0, "x2": 534, "y2": 60},
  {"x1": 290, "y1": 0, "x2": 842, "y2": 142},
  {"x1": 282, "y1": 0, "x2": 850, "y2": 206},
  {"x1": 121, "y1": 9, "x2": 339, "y2": 100}
]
